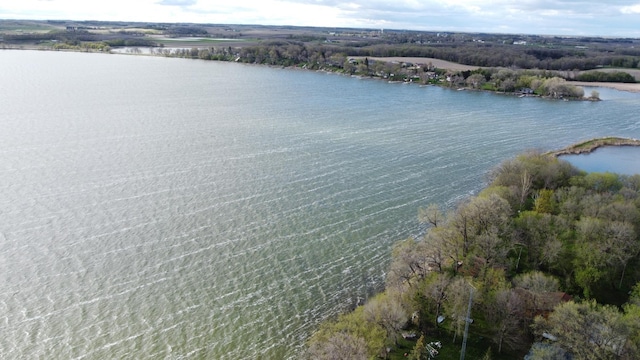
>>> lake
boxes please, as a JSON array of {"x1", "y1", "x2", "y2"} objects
[
  {"x1": 561, "y1": 146, "x2": 640, "y2": 175},
  {"x1": 1, "y1": 50, "x2": 640, "y2": 359}
]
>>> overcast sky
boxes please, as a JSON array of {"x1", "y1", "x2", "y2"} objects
[{"x1": 2, "y1": 0, "x2": 640, "y2": 37}]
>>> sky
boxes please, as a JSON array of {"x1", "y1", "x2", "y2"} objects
[{"x1": 2, "y1": 0, "x2": 640, "y2": 37}]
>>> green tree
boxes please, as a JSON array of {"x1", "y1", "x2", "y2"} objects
[
  {"x1": 533, "y1": 189, "x2": 556, "y2": 214},
  {"x1": 513, "y1": 212, "x2": 563, "y2": 270},
  {"x1": 408, "y1": 335, "x2": 428, "y2": 360},
  {"x1": 534, "y1": 300, "x2": 632, "y2": 360}
]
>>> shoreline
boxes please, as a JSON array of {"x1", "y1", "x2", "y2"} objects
[
  {"x1": 547, "y1": 136, "x2": 640, "y2": 157},
  {"x1": 4, "y1": 46, "x2": 640, "y2": 94},
  {"x1": 365, "y1": 56, "x2": 640, "y2": 94}
]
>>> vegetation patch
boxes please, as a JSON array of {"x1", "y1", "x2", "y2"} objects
[{"x1": 306, "y1": 151, "x2": 640, "y2": 359}]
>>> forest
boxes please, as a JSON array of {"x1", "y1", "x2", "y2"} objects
[{"x1": 306, "y1": 151, "x2": 640, "y2": 359}]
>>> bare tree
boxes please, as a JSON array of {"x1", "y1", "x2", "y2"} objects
[
  {"x1": 306, "y1": 333, "x2": 368, "y2": 360},
  {"x1": 423, "y1": 273, "x2": 452, "y2": 328},
  {"x1": 364, "y1": 293, "x2": 408, "y2": 345},
  {"x1": 513, "y1": 271, "x2": 559, "y2": 293},
  {"x1": 486, "y1": 289, "x2": 526, "y2": 353},
  {"x1": 419, "y1": 203, "x2": 443, "y2": 228}
]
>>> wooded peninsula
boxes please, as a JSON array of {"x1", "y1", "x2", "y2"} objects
[
  {"x1": 2, "y1": 20, "x2": 640, "y2": 99},
  {"x1": 307, "y1": 149, "x2": 640, "y2": 360}
]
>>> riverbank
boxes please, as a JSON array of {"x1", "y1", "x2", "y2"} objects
[{"x1": 547, "y1": 136, "x2": 640, "y2": 156}]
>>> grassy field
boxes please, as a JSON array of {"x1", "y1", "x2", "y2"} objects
[{"x1": 0, "y1": 19, "x2": 59, "y2": 33}]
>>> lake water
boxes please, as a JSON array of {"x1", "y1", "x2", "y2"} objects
[
  {"x1": 561, "y1": 146, "x2": 640, "y2": 175},
  {"x1": 1, "y1": 50, "x2": 640, "y2": 359}
]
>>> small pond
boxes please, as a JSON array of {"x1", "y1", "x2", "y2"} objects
[{"x1": 560, "y1": 146, "x2": 640, "y2": 175}]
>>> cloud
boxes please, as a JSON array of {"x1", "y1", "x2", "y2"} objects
[
  {"x1": 2, "y1": 0, "x2": 640, "y2": 36},
  {"x1": 620, "y1": 3, "x2": 640, "y2": 13},
  {"x1": 157, "y1": 0, "x2": 197, "y2": 6}
]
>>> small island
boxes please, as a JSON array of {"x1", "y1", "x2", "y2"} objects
[{"x1": 547, "y1": 136, "x2": 640, "y2": 156}]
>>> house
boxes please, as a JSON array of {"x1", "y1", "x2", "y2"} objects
[{"x1": 518, "y1": 87, "x2": 535, "y2": 95}]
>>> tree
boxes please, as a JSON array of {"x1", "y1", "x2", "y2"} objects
[
  {"x1": 622, "y1": 299, "x2": 640, "y2": 359},
  {"x1": 306, "y1": 333, "x2": 368, "y2": 360},
  {"x1": 307, "y1": 307, "x2": 386, "y2": 358},
  {"x1": 574, "y1": 217, "x2": 608, "y2": 297},
  {"x1": 408, "y1": 335, "x2": 429, "y2": 360},
  {"x1": 513, "y1": 212, "x2": 563, "y2": 271},
  {"x1": 465, "y1": 73, "x2": 486, "y2": 89},
  {"x1": 533, "y1": 189, "x2": 556, "y2": 214},
  {"x1": 443, "y1": 277, "x2": 473, "y2": 342},
  {"x1": 343, "y1": 59, "x2": 356, "y2": 74},
  {"x1": 574, "y1": 217, "x2": 639, "y2": 295},
  {"x1": 364, "y1": 292, "x2": 408, "y2": 345},
  {"x1": 525, "y1": 342, "x2": 569, "y2": 359},
  {"x1": 387, "y1": 238, "x2": 433, "y2": 289},
  {"x1": 419, "y1": 203, "x2": 443, "y2": 228},
  {"x1": 602, "y1": 221, "x2": 639, "y2": 289},
  {"x1": 449, "y1": 194, "x2": 512, "y2": 262},
  {"x1": 462, "y1": 194, "x2": 513, "y2": 269},
  {"x1": 539, "y1": 77, "x2": 584, "y2": 98},
  {"x1": 422, "y1": 273, "x2": 452, "y2": 328},
  {"x1": 534, "y1": 300, "x2": 632, "y2": 360},
  {"x1": 472, "y1": 226, "x2": 509, "y2": 270},
  {"x1": 513, "y1": 271, "x2": 559, "y2": 293},
  {"x1": 421, "y1": 230, "x2": 450, "y2": 274},
  {"x1": 486, "y1": 289, "x2": 526, "y2": 353}
]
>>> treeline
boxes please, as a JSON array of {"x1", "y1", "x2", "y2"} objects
[
  {"x1": 577, "y1": 70, "x2": 637, "y2": 83},
  {"x1": 367, "y1": 30, "x2": 640, "y2": 71},
  {"x1": 347, "y1": 43, "x2": 633, "y2": 71},
  {"x1": 164, "y1": 25, "x2": 209, "y2": 37},
  {"x1": 157, "y1": 38, "x2": 639, "y2": 76},
  {"x1": 306, "y1": 152, "x2": 640, "y2": 359},
  {"x1": 2, "y1": 29, "x2": 154, "y2": 49},
  {"x1": 160, "y1": 45, "x2": 589, "y2": 99},
  {"x1": 3, "y1": 29, "x2": 100, "y2": 43}
]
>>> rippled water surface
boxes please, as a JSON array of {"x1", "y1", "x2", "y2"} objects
[{"x1": 1, "y1": 50, "x2": 640, "y2": 359}]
